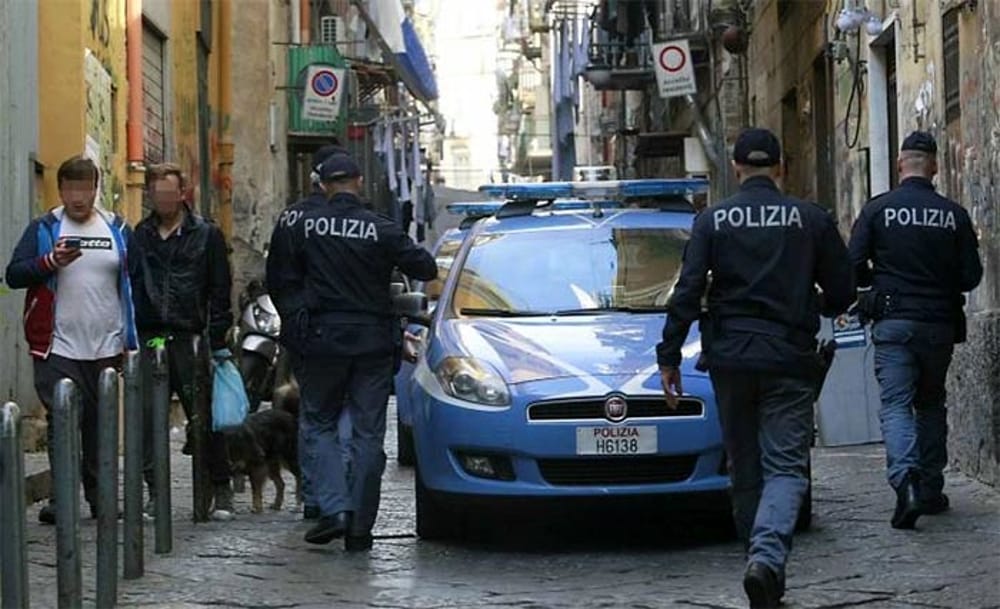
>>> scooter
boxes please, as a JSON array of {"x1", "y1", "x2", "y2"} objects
[{"x1": 237, "y1": 280, "x2": 285, "y2": 413}]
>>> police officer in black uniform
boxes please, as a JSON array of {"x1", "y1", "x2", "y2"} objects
[
  {"x1": 848, "y1": 131, "x2": 982, "y2": 530},
  {"x1": 266, "y1": 142, "x2": 349, "y2": 520},
  {"x1": 657, "y1": 128, "x2": 853, "y2": 608},
  {"x1": 276, "y1": 154, "x2": 436, "y2": 551}
]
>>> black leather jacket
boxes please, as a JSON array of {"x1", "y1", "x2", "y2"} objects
[{"x1": 130, "y1": 210, "x2": 233, "y2": 350}]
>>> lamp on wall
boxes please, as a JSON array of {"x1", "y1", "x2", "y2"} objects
[{"x1": 835, "y1": 5, "x2": 882, "y2": 36}]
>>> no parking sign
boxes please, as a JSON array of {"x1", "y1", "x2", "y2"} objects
[
  {"x1": 651, "y1": 39, "x2": 697, "y2": 99},
  {"x1": 302, "y1": 65, "x2": 346, "y2": 121}
]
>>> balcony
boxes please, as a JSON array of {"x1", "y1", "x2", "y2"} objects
[{"x1": 286, "y1": 45, "x2": 349, "y2": 138}]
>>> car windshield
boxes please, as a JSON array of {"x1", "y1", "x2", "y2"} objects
[
  {"x1": 451, "y1": 226, "x2": 690, "y2": 315},
  {"x1": 424, "y1": 237, "x2": 464, "y2": 301}
]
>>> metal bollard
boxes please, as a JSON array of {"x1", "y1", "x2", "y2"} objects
[
  {"x1": 1, "y1": 402, "x2": 29, "y2": 608},
  {"x1": 53, "y1": 378, "x2": 82, "y2": 608},
  {"x1": 96, "y1": 367, "x2": 119, "y2": 608},
  {"x1": 151, "y1": 345, "x2": 172, "y2": 553},
  {"x1": 190, "y1": 335, "x2": 211, "y2": 522},
  {"x1": 122, "y1": 351, "x2": 144, "y2": 578}
]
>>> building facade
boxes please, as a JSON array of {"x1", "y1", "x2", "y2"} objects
[{"x1": 745, "y1": 0, "x2": 998, "y2": 486}]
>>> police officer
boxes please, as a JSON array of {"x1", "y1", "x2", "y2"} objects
[
  {"x1": 657, "y1": 128, "x2": 853, "y2": 608},
  {"x1": 266, "y1": 142, "x2": 350, "y2": 521},
  {"x1": 848, "y1": 131, "x2": 982, "y2": 530},
  {"x1": 281, "y1": 154, "x2": 436, "y2": 551}
]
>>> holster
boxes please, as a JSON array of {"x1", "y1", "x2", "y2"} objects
[{"x1": 856, "y1": 289, "x2": 895, "y2": 324}]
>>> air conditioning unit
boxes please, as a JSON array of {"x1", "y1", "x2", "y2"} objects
[{"x1": 320, "y1": 16, "x2": 345, "y2": 45}]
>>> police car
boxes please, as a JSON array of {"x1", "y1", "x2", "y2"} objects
[{"x1": 398, "y1": 179, "x2": 808, "y2": 539}]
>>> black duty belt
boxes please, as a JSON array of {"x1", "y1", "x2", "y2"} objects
[{"x1": 717, "y1": 316, "x2": 816, "y2": 349}]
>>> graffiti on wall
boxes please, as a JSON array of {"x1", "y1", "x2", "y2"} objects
[{"x1": 84, "y1": 49, "x2": 117, "y2": 209}]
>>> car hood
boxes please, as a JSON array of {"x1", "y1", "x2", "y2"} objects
[{"x1": 434, "y1": 313, "x2": 705, "y2": 385}]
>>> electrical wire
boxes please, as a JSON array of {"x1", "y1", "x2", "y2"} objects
[{"x1": 844, "y1": 29, "x2": 867, "y2": 149}]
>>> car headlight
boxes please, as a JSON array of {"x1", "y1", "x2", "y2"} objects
[
  {"x1": 434, "y1": 356, "x2": 510, "y2": 406},
  {"x1": 251, "y1": 303, "x2": 281, "y2": 335}
]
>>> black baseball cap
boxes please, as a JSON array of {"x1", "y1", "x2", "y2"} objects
[
  {"x1": 901, "y1": 131, "x2": 938, "y2": 155},
  {"x1": 733, "y1": 128, "x2": 781, "y2": 167},
  {"x1": 319, "y1": 154, "x2": 362, "y2": 182},
  {"x1": 312, "y1": 142, "x2": 349, "y2": 169}
]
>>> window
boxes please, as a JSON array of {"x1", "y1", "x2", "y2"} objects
[
  {"x1": 943, "y1": 8, "x2": 960, "y2": 124},
  {"x1": 142, "y1": 23, "x2": 166, "y2": 164}
]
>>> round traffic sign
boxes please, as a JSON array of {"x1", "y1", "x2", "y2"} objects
[
  {"x1": 658, "y1": 45, "x2": 687, "y2": 73},
  {"x1": 310, "y1": 69, "x2": 339, "y2": 97}
]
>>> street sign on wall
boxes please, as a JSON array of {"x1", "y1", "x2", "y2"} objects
[
  {"x1": 301, "y1": 64, "x2": 346, "y2": 121},
  {"x1": 651, "y1": 39, "x2": 697, "y2": 99}
]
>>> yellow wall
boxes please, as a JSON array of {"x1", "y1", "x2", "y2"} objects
[{"x1": 38, "y1": 0, "x2": 129, "y2": 219}]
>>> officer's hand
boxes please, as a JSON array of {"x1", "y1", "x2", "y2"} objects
[{"x1": 659, "y1": 365, "x2": 683, "y2": 410}]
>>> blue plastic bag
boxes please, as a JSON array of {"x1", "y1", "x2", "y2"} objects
[{"x1": 212, "y1": 358, "x2": 249, "y2": 431}]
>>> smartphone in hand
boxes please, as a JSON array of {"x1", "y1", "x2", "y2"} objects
[{"x1": 62, "y1": 237, "x2": 82, "y2": 249}]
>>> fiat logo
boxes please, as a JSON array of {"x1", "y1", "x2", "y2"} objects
[{"x1": 604, "y1": 396, "x2": 627, "y2": 423}]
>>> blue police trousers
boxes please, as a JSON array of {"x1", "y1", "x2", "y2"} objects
[
  {"x1": 298, "y1": 352, "x2": 393, "y2": 532},
  {"x1": 710, "y1": 369, "x2": 814, "y2": 575},
  {"x1": 872, "y1": 319, "x2": 953, "y2": 496},
  {"x1": 292, "y1": 350, "x2": 353, "y2": 509}
]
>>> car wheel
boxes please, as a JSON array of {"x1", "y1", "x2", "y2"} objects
[
  {"x1": 396, "y1": 416, "x2": 415, "y2": 466},
  {"x1": 415, "y1": 465, "x2": 454, "y2": 540},
  {"x1": 796, "y1": 460, "x2": 813, "y2": 532}
]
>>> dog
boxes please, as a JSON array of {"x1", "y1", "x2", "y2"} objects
[
  {"x1": 272, "y1": 375, "x2": 300, "y2": 419},
  {"x1": 223, "y1": 408, "x2": 301, "y2": 513}
]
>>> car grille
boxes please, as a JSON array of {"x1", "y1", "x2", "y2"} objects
[
  {"x1": 527, "y1": 397, "x2": 703, "y2": 421},
  {"x1": 537, "y1": 455, "x2": 698, "y2": 486}
]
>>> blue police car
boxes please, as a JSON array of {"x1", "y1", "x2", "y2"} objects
[{"x1": 396, "y1": 180, "x2": 809, "y2": 539}]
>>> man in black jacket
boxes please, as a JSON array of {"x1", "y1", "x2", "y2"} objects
[
  {"x1": 275, "y1": 154, "x2": 436, "y2": 551},
  {"x1": 131, "y1": 162, "x2": 236, "y2": 520},
  {"x1": 657, "y1": 129, "x2": 854, "y2": 608}
]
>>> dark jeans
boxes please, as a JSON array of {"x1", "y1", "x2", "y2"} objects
[
  {"x1": 710, "y1": 369, "x2": 814, "y2": 575},
  {"x1": 872, "y1": 319, "x2": 954, "y2": 496},
  {"x1": 33, "y1": 353, "x2": 121, "y2": 507},
  {"x1": 140, "y1": 332, "x2": 231, "y2": 491},
  {"x1": 298, "y1": 352, "x2": 393, "y2": 533}
]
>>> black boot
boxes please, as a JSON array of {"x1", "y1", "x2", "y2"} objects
[
  {"x1": 743, "y1": 562, "x2": 781, "y2": 609},
  {"x1": 922, "y1": 492, "x2": 949, "y2": 515},
  {"x1": 891, "y1": 471, "x2": 922, "y2": 529},
  {"x1": 305, "y1": 511, "x2": 351, "y2": 545},
  {"x1": 344, "y1": 531, "x2": 374, "y2": 552}
]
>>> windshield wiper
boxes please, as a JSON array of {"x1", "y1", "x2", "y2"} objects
[
  {"x1": 459, "y1": 307, "x2": 552, "y2": 317},
  {"x1": 554, "y1": 305, "x2": 669, "y2": 316}
]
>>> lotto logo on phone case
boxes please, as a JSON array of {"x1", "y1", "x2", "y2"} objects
[{"x1": 65, "y1": 236, "x2": 112, "y2": 250}]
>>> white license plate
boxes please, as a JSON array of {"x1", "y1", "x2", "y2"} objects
[{"x1": 575, "y1": 426, "x2": 657, "y2": 456}]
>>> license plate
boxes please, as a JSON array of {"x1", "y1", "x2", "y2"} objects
[{"x1": 575, "y1": 426, "x2": 657, "y2": 455}]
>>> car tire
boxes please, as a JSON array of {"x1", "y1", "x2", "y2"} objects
[
  {"x1": 396, "y1": 416, "x2": 415, "y2": 466},
  {"x1": 415, "y1": 465, "x2": 454, "y2": 540},
  {"x1": 796, "y1": 459, "x2": 813, "y2": 532}
]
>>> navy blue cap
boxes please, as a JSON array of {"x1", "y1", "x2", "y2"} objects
[
  {"x1": 312, "y1": 143, "x2": 349, "y2": 169},
  {"x1": 901, "y1": 131, "x2": 937, "y2": 155},
  {"x1": 733, "y1": 128, "x2": 781, "y2": 167},
  {"x1": 319, "y1": 154, "x2": 362, "y2": 182}
]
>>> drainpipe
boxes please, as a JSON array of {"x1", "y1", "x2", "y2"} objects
[
  {"x1": 292, "y1": 0, "x2": 301, "y2": 44},
  {"x1": 217, "y1": 0, "x2": 233, "y2": 239},
  {"x1": 125, "y1": 0, "x2": 145, "y2": 223},
  {"x1": 300, "y1": 0, "x2": 311, "y2": 44}
]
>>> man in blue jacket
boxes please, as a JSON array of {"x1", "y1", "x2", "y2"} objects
[{"x1": 4, "y1": 155, "x2": 139, "y2": 524}]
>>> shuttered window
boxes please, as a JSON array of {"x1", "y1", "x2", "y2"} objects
[
  {"x1": 943, "y1": 9, "x2": 960, "y2": 125},
  {"x1": 143, "y1": 24, "x2": 166, "y2": 164}
]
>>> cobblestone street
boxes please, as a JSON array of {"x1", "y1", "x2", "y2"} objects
[{"x1": 19, "y1": 401, "x2": 1000, "y2": 609}]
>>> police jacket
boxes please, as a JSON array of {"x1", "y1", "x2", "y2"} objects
[
  {"x1": 656, "y1": 176, "x2": 854, "y2": 375},
  {"x1": 266, "y1": 190, "x2": 327, "y2": 345},
  {"x1": 848, "y1": 176, "x2": 982, "y2": 322},
  {"x1": 279, "y1": 192, "x2": 437, "y2": 357},
  {"x1": 130, "y1": 210, "x2": 233, "y2": 350}
]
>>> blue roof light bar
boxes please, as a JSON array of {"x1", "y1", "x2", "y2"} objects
[
  {"x1": 446, "y1": 200, "x2": 623, "y2": 216},
  {"x1": 477, "y1": 178, "x2": 709, "y2": 201}
]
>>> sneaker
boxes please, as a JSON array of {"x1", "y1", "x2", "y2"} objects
[
  {"x1": 743, "y1": 562, "x2": 782, "y2": 609},
  {"x1": 210, "y1": 482, "x2": 235, "y2": 520},
  {"x1": 38, "y1": 504, "x2": 56, "y2": 525}
]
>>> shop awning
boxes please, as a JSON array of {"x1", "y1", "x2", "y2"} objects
[{"x1": 396, "y1": 18, "x2": 438, "y2": 102}]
